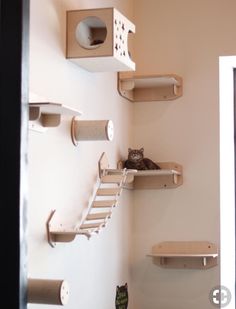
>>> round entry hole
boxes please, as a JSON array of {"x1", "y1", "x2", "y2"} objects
[{"x1": 76, "y1": 16, "x2": 107, "y2": 49}]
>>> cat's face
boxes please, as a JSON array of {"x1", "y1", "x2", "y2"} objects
[{"x1": 128, "y1": 148, "x2": 144, "y2": 162}]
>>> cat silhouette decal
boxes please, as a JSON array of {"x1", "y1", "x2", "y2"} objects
[{"x1": 115, "y1": 283, "x2": 128, "y2": 309}]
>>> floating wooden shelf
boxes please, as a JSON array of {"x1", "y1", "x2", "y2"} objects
[
  {"x1": 29, "y1": 102, "x2": 82, "y2": 131},
  {"x1": 117, "y1": 161, "x2": 183, "y2": 189},
  {"x1": 147, "y1": 241, "x2": 218, "y2": 269},
  {"x1": 118, "y1": 72, "x2": 183, "y2": 102}
]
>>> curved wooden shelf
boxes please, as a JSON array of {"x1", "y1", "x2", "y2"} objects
[
  {"x1": 118, "y1": 161, "x2": 183, "y2": 189},
  {"x1": 147, "y1": 241, "x2": 218, "y2": 269},
  {"x1": 118, "y1": 72, "x2": 183, "y2": 102}
]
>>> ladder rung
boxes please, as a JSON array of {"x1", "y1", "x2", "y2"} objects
[
  {"x1": 80, "y1": 222, "x2": 105, "y2": 229},
  {"x1": 86, "y1": 212, "x2": 111, "y2": 220},
  {"x1": 92, "y1": 200, "x2": 117, "y2": 208},
  {"x1": 101, "y1": 175, "x2": 124, "y2": 184},
  {"x1": 96, "y1": 188, "x2": 121, "y2": 196}
]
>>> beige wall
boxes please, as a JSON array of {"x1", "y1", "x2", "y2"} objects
[
  {"x1": 29, "y1": 1, "x2": 236, "y2": 309},
  {"x1": 28, "y1": 1, "x2": 134, "y2": 309},
  {"x1": 132, "y1": 1, "x2": 236, "y2": 309}
]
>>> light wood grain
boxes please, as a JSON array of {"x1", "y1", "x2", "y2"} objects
[
  {"x1": 147, "y1": 241, "x2": 218, "y2": 269},
  {"x1": 118, "y1": 73, "x2": 183, "y2": 102}
]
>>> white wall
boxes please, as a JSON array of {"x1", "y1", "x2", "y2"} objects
[
  {"x1": 28, "y1": 1, "x2": 134, "y2": 309},
  {"x1": 132, "y1": 1, "x2": 236, "y2": 309},
  {"x1": 29, "y1": 1, "x2": 236, "y2": 309}
]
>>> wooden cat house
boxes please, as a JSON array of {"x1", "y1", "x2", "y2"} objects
[{"x1": 66, "y1": 8, "x2": 135, "y2": 72}]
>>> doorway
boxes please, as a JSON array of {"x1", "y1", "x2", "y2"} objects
[{"x1": 219, "y1": 56, "x2": 236, "y2": 308}]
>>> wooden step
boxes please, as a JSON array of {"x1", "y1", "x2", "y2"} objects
[
  {"x1": 86, "y1": 212, "x2": 111, "y2": 221},
  {"x1": 96, "y1": 187, "x2": 121, "y2": 196},
  {"x1": 101, "y1": 175, "x2": 124, "y2": 184},
  {"x1": 92, "y1": 200, "x2": 117, "y2": 208},
  {"x1": 80, "y1": 222, "x2": 105, "y2": 230}
]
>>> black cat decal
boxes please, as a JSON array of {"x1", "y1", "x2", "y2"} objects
[{"x1": 115, "y1": 283, "x2": 128, "y2": 309}]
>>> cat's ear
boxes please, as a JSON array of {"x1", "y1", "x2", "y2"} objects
[
  {"x1": 128, "y1": 148, "x2": 132, "y2": 153},
  {"x1": 140, "y1": 147, "x2": 144, "y2": 153},
  {"x1": 116, "y1": 286, "x2": 119, "y2": 292}
]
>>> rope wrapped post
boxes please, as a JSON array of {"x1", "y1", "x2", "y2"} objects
[
  {"x1": 27, "y1": 279, "x2": 69, "y2": 306},
  {"x1": 71, "y1": 117, "x2": 114, "y2": 146}
]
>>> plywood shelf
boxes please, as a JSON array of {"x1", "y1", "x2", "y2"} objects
[
  {"x1": 118, "y1": 161, "x2": 183, "y2": 189},
  {"x1": 29, "y1": 102, "x2": 82, "y2": 131},
  {"x1": 118, "y1": 73, "x2": 183, "y2": 102},
  {"x1": 147, "y1": 241, "x2": 218, "y2": 269}
]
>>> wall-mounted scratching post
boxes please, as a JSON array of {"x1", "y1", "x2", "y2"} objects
[
  {"x1": 66, "y1": 8, "x2": 135, "y2": 72},
  {"x1": 71, "y1": 117, "x2": 114, "y2": 146},
  {"x1": 28, "y1": 279, "x2": 69, "y2": 306}
]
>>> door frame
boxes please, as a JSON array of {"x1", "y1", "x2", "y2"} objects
[
  {"x1": 219, "y1": 56, "x2": 236, "y2": 307},
  {"x1": 0, "y1": 1, "x2": 29, "y2": 308}
]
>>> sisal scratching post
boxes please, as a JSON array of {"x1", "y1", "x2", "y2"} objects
[
  {"x1": 28, "y1": 279, "x2": 69, "y2": 305},
  {"x1": 71, "y1": 118, "x2": 114, "y2": 146}
]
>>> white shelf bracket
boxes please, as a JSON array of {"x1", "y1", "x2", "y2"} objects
[
  {"x1": 202, "y1": 257, "x2": 207, "y2": 267},
  {"x1": 173, "y1": 173, "x2": 178, "y2": 185},
  {"x1": 71, "y1": 117, "x2": 114, "y2": 146}
]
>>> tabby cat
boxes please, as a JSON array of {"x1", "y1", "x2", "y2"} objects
[{"x1": 124, "y1": 148, "x2": 161, "y2": 170}]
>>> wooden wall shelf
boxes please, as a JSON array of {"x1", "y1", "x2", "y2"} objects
[
  {"x1": 147, "y1": 241, "x2": 218, "y2": 269},
  {"x1": 117, "y1": 161, "x2": 183, "y2": 189},
  {"x1": 118, "y1": 73, "x2": 183, "y2": 102},
  {"x1": 29, "y1": 102, "x2": 82, "y2": 131}
]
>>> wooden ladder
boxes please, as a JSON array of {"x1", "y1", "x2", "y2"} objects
[
  {"x1": 77, "y1": 169, "x2": 127, "y2": 238},
  {"x1": 47, "y1": 167, "x2": 128, "y2": 247}
]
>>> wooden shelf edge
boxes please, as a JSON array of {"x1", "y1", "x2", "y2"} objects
[
  {"x1": 147, "y1": 253, "x2": 218, "y2": 258},
  {"x1": 128, "y1": 169, "x2": 181, "y2": 177}
]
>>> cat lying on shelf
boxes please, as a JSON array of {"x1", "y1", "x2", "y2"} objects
[{"x1": 124, "y1": 148, "x2": 161, "y2": 170}]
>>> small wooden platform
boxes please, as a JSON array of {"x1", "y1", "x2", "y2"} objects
[{"x1": 147, "y1": 241, "x2": 218, "y2": 269}]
